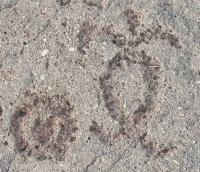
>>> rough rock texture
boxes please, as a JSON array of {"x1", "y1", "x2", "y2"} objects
[{"x1": 0, "y1": 0, "x2": 199, "y2": 172}]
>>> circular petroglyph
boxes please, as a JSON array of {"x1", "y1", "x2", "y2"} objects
[
  {"x1": 89, "y1": 8, "x2": 181, "y2": 154},
  {"x1": 10, "y1": 90, "x2": 78, "y2": 161},
  {"x1": 90, "y1": 50, "x2": 165, "y2": 148}
]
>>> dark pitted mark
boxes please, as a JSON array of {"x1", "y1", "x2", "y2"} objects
[
  {"x1": 128, "y1": 25, "x2": 162, "y2": 46},
  {"x1": 89, "y1": 121, "x2": 110, "y2": 144},
  {"x1": 158, "y1": 147, "x2": 170, "y2": 157},
  {"x1": 139, "y1": 130, "x2": 178, "y2": 158},
  {"x1": 157, "y1": 145, "x2": 177, "y2": 158},
  {"x1": 128, "y1": 24, "x2": 181, "y2": 49},
  {"x1": 70, "y1": 137, "x2": 76, "y2": 142},
  {"x1": 83, "y1": 0, "x2": 104, "y2": 10},
  {"x1": 112, "y1": 33, "x2": 126, "y2": 47},
  {"x1": 19, "y1": 110, "x2": 26, "y2": 117},
  {"x1": 4, "y1": 141, "x2": 8, "y2": 146},
  {"x1": 10, "y1": 91, "x2": 78, "y2": 161},
  {"x1": 77, "y1": 21, "x2": 98, "y2": 54},
  {"x1": 0, "y1": 106, "x2": 2, "y2": 116},
  {"x1": 71, "y1": 127, "x2": 78, "y2": 133},
  {"x1": 105, "y1": 27, "x2": 127, "y2": 47},
  {"x1": 58, "y1": 0, "x2": 71, "y2": 6},
  {"x1": 45, "y1": 60, "x2": 49, "y2": 70},
  {"x1": 141, "y1": 141, "x2": 177, "y2": 158},
  {"x1": 105, "y1": 15, "x2": 181, "y2": 49},
  {"x1": 160, "y1": 31, "x2": 181, "y2": 48},
  {"x1": 123, "y1": 9, "x2": 140, "y2": 35},
  {"x1": 139, "y1": 132, "x2": 147, "y2": 140},
  {"x1": 142, "y1": 141, "x2": 157, "y2": 157}
]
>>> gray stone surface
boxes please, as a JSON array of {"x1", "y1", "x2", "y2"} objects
[{"x1": 0, "y1": 0, "x2": 199, "y2": 171}]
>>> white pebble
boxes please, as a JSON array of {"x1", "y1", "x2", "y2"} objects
[
  {"x1": 103, "y1": 42, "x2": 107, "y2": 46},
  {"x1": 40, "y1": 75, "x2": 45, "y2": 80},
  {"x1": 69, "y1": 47, "x2": 75, "y2": 52},
  {"x1": 177, "y1": 107, "x2": 183, "y2": 110},
  {"x1": 41, "y1": 49, "x2": 49, "y2": 56}
]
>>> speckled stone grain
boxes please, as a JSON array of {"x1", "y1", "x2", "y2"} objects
[{"x1": 0, "y1": 0, "x2": 200, "y2": 172}]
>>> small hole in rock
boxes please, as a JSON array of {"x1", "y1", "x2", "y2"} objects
[
  {"x1": 19, "y1": 111, "x2": 26, "y2": 117},
  {"x1": 70, "y1": 137, "x2": 76, "y2": 142},
  {"x1": 71, "y1": 127, "x2": 78, "y2": 133},
  {"x1": 0, "y1": 106, "x2": 2, "y2": 116}
]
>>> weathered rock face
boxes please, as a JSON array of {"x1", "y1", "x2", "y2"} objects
[{"x1": 0, "y1": 0, "x2": 199, "y2": 171}]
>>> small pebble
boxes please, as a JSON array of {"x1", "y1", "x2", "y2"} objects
[
  {"x1": 41, "y1": 49, "x2": 49, "y2": 56},
  {"x1": 69, "y1": 47, "x2": 75, "y2": 52},
  {"x1": 40, "y1": 75, "x2": 45, "y2": 80}
]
